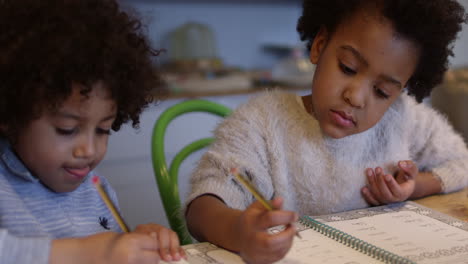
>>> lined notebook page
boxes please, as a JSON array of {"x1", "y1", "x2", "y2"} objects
[
  {"x1": 326, "y1": 211, "x2": 468, "y2": 263},
  {"x1": 173, "y1": 202, "x2": 468, "y2": 264},
  {"x1": 277, "y1": 228, "x2": 381, "y2": 264},
  {"x1": 161, "y1": 259, "x2": 190, "y2": 264}
]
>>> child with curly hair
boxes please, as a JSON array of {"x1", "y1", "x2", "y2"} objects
[
  {"x1": 0, "y1": 0, "x2": 185, "y2": 263},
  {"x1": 185, "y1": 0, "x2": 468, "y2": 263}
]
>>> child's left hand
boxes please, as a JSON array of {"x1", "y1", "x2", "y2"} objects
[
  {"x1": 133, "y1": 223, "x2": 186, "y2": 262},
  {"x1": 361, "y1": 160, "x2": 417, "y2": 205}
]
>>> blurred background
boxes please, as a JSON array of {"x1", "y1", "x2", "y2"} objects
[
  {"x1": 120, "y1": 0, "x2": 314, "y2": 95},
  {"x1": 97, "y1": 0, "x2": 468, "y2": 230}
]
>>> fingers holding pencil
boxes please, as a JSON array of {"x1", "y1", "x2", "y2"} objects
[
  {"x1": 231, "y1": 168, "x2": 302, "y2": 239},
  {"x1": 92, "y1": 175, "x2": 188, "y2": 262},
  {"x1": 235, "y1": 180, "x2": 301, "y2": 263}
]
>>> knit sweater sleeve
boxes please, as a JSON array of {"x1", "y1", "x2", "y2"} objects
[
  {"x1": 0, "y1": 229, "x2": 51, "y2": 264},
  {"x1": 406, "y1": 97, "x2": 468, "y2": 193},
  {"x1": 186, "y1": 94, "x2": 277, "y2": 210}
]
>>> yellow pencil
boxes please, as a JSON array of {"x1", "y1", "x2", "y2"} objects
[
  {"x1": 92, "y1": 175, "x2": 130, "y2": 232},
  {"x1": 230, "y1": 168, "x2": 301, "y2": 239}
]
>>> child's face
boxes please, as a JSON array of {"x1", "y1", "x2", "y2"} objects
[
  {"x1": 13, "y1": 82, "x2": 117, "y2": 192},
  {"x1": 309, "y1": 9, "x2": 420, "y2": 139}
]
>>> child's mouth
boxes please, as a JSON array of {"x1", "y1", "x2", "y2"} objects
[
  {"x1": 330, "y1": 110, "x2": 356, "y2": 128},
  {"x1": 65, "y1": 167, "x2": 91, "y2": 180}
]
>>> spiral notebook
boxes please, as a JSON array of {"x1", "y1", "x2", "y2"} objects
[{"x1": 179, "y1": 201, "x2": 468, "y2": 264}]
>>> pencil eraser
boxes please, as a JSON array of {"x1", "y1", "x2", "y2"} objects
[
  {"x1": 92, "y1": 175, "x2": 100, "y2": 184},
  {"x1": 230, "y1": 168, "x2": 237, "y2": 174}
]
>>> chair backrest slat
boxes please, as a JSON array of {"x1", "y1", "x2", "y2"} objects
[{"x1": 151, "y1": 99, "x2": 231, "y2": 245}]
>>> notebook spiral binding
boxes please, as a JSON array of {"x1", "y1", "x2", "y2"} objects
[{"x1": 300, "y1": 216, "x2": 416, "y2": 264}]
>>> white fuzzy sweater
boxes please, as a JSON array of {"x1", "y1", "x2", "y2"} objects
[{"x1": 186, "y1": 90, "x2": 468, "y2": 216}]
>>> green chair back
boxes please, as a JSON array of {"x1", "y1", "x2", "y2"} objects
[{"x1": 151, "y1": 99, "x2": 232, "y2": 245}]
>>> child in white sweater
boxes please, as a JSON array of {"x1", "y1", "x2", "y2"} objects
[{"x1": 185, "y1": 0, "x2": 468, "y2": 263}]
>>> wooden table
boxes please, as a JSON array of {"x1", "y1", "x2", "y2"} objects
[{"x1": 413, "y1": 187, "x2": 468, "y2": 221}]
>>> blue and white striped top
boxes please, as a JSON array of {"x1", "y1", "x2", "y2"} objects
[{"x1": 0, "y1": 138, "x2": 122, "y2": 264}]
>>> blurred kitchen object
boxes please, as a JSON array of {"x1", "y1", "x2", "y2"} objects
[
  {"x1": 431, "y1": 67, "x2": 468, "y2": 141},
  {"x1": 163, "y1": 22, "x2": 251, "y2": 93},
  {"x1": 164, "y1": 72, "x2": 251, "y2": 93},
  {"x1": 270, "y1": 45, "x2": 315, "y2": 87},
  {"x1": 167, "y1": 22, "x2": 221, "y2": 72}
]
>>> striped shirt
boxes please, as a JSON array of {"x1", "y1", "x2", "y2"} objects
[{"x1": 0, "y1": 139, "x2": 122, "y2": 264}]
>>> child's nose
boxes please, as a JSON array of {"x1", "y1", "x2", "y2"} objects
[
  {"x1": 73, "y1": 135, "x2": 96, "y2": 159},
  {"x1": 343, "y1": 81, "x2": 368, "y2": 108}
]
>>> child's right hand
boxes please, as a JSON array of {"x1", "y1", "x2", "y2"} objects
[
  {"x1": 133, "y1": 223, "x2": 186, "y2": 262},
  {"x1": 235, "y1": 197, "x2": 298, "y2": 264},
  {"x1": 51, "y1": 231, "x2": 162, "y2": 264}
]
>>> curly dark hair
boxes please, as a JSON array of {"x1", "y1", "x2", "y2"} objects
[
  {"x1": 0, "y1": 0, "x2": 163, "y2": 139},
  {"x1": 297, "y1": 0, "x2": 468, "y2": 102}
]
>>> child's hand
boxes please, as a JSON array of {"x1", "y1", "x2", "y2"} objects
[
  {"x1": 133, "y1": 223, "x2": 186, "y2": 262},
  {"x1": 236, "y1": 197, "x2": 298, "y2": 264},
  {"x1": 95, "y1": 232, "x2": 160, "y2": 264},
  {"x1": 51, "y1": 231, "x2": 162, "y2": 264},
  {"x1": 361, "y1": 160, "x2": 417, "y2": 205}
]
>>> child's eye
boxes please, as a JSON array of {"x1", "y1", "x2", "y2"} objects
[
  {"x1": 339, "y1": 62, "x2": 356, "y2": 75},
  {"x1": 96, "y1": 128, "x2": 111, "y2": 135},
  {"x1": 55, "y1": 128, "x2": 76, "y2": 135},
  {"x1": 375, "y1": 87, "x2": 390, "y2": 99}
]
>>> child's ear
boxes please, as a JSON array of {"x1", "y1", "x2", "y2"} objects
[{"x1": 310, "y1": 26, "x2": 329, "y2": 64}]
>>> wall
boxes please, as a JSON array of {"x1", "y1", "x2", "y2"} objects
[
  {"x1": 119, "y1": 1, "x2": 302, "y2": 70},
  {"x1": 118, "y1": 0, "x2": 468, "y2": 69},
  {"x1": 452, "y1": 0, "x2": 468, "y2": 68}
]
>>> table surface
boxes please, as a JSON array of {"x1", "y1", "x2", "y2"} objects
[{"x1": 414, "y1": 187, "x2": 468, "y2": 221}]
